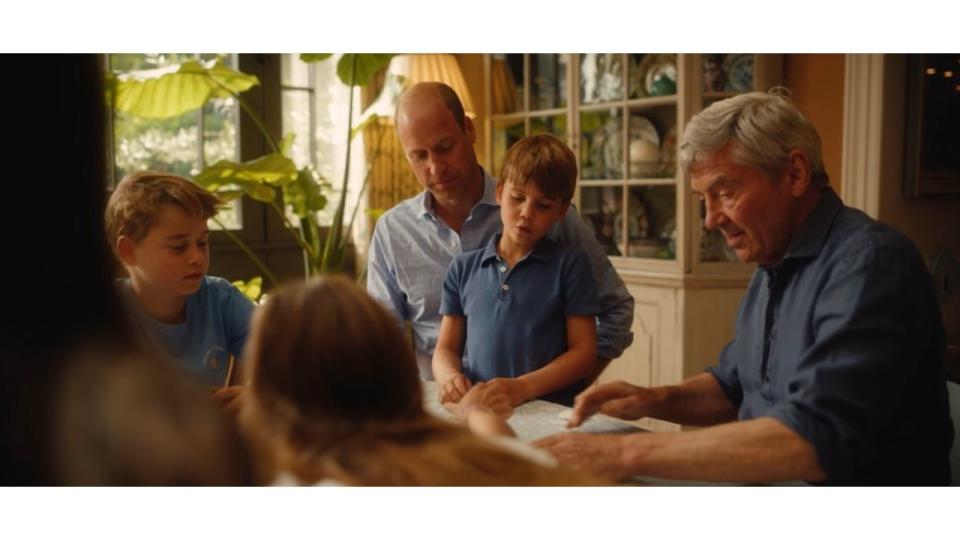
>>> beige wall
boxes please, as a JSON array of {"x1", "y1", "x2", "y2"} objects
[{"x1": 784, "y1": 54, "x2": 846, "y2": 195}]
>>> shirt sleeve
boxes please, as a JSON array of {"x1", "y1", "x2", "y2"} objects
[
  {"x1": 764, "y1": 243, "x2": 938, "y2": 482},
  {"x1": 224, "y1": 281, "x2": 256, "y2": 361},
  {"x1": 561, "y1": 250, "x2": 601, "y2": 316},
  {"x1": 706, "y1": 339, "x2": 745, "y2": 409},
  {"x1": 366, "y1": 216, "x2": 409, "y2": 325},
  {"x1": 554, "y1": 206, "x2": 634, "y2": 360},
  {"x1": 439, "y1": 257, "x2": 465, "y2": 316}
]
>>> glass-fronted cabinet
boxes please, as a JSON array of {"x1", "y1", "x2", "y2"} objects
[
  {"x1": 486, "y1": 53, "x2": 781, "y2": 274},
  {"x1": 483, "y1": 53, "x2": 783, "y2": 432}
]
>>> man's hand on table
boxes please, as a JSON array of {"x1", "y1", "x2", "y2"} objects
[
  {"x1": 532, "y1": 432, "x2": 630, "y2": 480},
  {"x1": 566, "y1": 380, "x2": 659, "y2": 428}
]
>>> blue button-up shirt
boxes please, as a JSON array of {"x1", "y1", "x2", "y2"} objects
[
  {"x1": 707, "y1": 188, "x2": 952, "y2": 484},
  {"x1": 440, "y1": 234, "x2": 600, "y2": 405},
  {"x1": 367, "y1": 168, "x2": 634, "y2": 379}
]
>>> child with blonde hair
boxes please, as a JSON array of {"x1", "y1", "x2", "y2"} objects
[
  {"x1": 240, "y1": 275, "x2": 597, "y2": 486},
  {"x1": 105, "y1": 170, "x2": 254, "y2": 414}
]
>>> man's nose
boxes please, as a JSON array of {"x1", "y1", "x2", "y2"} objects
[{"x1": 702, "y1": 199, "x2": 726, "y2": 230}]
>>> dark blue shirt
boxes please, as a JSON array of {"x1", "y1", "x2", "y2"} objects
[
  {"x1": 440, "y1": 234, "x2": 600, "y2": 405},
  {"x1": 707, "y1": 188, "x2": 952, "y2": 485}
]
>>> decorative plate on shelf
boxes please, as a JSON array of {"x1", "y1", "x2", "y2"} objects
[
  {"x1": 723, "y1": 54, "x2": 753, "y2": 92},
  {"x1": 628, "y1": 116, "x2": 660, "y2": 178},
  {"x1": 630, "y1": 54, "x2": 676, "y2": 98}
]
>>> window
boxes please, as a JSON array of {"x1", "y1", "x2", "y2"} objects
[{"x1": 107, "y1": 53, "x2": 243, "y2": 229}]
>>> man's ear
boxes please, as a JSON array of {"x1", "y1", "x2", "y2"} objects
[
  {"x1": 116, "y1": 235, "x2": 137, "y2": 266},
  {"x1": 464, "y1": 116, "x2": 477, "y2": 145},
  {"x1": 785, "y1": 149, "x2": 812, "y2": 197}
]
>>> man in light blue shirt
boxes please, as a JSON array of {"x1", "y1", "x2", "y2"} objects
[{"x1": 367, "y1": 81, "x2": 634, "y2": 380}]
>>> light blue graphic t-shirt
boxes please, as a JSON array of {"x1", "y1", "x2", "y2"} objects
[{"x1": 123, "y1": 276, "x2": 255, "y2": 387}]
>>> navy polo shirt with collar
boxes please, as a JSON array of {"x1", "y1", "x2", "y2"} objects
[{"x1": 440, "y1": 233, "x2": 600, "y2": 405}]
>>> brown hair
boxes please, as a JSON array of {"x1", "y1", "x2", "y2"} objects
[
  {"x1": 499, "y1": 134, "x2": 578, "y2": 202},
  {"x1": 241, "y1": 275, "x2": 599, "y2": 486},
  {"x1": 396, "y1": 81, "x2": 467, "y2": 132},
  {"x1": 105, "y1": 170, "x2": 222, "y2": 250}
]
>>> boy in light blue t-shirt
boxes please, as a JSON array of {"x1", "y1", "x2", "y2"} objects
[
  {"x1": 106, "y1": 170, "x2": 254, "y2": 415},
  {"x1": 433, "y1": 134, "x2": 600, "y2": 407}
]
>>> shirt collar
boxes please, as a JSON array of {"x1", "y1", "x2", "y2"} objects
[
  {"x1": 480, "y1": 233, "x2": 559, "y2": 266},
  {"x1": 777, "y1": 187, "x2": 844, "y2": 264},
  {"x1": 417, "y1": 167, "x2": 499, "y2": 221}
]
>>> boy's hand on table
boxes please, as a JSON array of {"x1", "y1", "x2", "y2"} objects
[
  {"x1": 485, "y1": 377, "x2": 531, "y2": 407},
  {"x1": 212, "y1": 385, "x2": 247, "y2": 418},
  {"x1": 438, "y1": 373, "x2": 472, "y2": 404},
  {"x1": 444, "y1": 381, "x2": 514, "y2": 422}
]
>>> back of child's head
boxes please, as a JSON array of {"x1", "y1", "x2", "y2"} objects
[
  {"x1": 105, "y1": 170, "x2": 221, "y2": 251},
  {"x1": 499, "y1": 133, "x2": 578, "y2": 202},
  {"x1": 241, "y1": 275, "x2": 603, "y2": 486},
  {"x1": 245, "y1": 275, "x2": 423, "y2": 428}
]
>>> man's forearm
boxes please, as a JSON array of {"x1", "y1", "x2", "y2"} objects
[
  {"x1": 617, "y1": 417, "x2": 826, "y2": 483},
  {"x1": 645, "y1": 373, "x2": 739, "y2": 426}
]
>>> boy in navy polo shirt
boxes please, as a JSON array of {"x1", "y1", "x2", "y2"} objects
[{"x1": 432, "y1": 134, "x2": 600, "y2": 407}]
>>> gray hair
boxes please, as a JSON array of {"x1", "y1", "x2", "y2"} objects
[{"x1": 679, "y1": 87, "x2": 829, "y2": 186}]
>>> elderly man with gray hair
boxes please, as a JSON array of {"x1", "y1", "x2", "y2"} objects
[{"x1": 535, "y1": 89, "x2": 952, "y2": 485}]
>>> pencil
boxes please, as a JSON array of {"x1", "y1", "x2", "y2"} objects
[{"x1": 223, "y1": 354, "x2": 236, "y2": 388}]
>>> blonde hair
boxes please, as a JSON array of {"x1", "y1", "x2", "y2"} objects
[
  {"x1": 499, "y1": 134, "x2": 578, "y2": 202},
  {"x1": 105, "y1": 170, "x2": 222, "y2": 250},
  {"x1": 241, "y1": 275, "x2": 598, "y2": 486},
  {"x1": 679, "y1": 87, "x2": 829, "y2": 186}
]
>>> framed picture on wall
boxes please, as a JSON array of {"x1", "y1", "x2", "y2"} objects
[{"x1": 903, "y1": 54, "x2": 960, "y2": 197}]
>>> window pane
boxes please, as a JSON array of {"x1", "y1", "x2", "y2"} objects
[
  {"x1": 492, "y1": 118, "x2": 525, "y2": 175},
  {"x1": 282, "y1": 89, "x2": 313, "y2": 170},
  {"x1": 531, "y1": 54, "x2": 567, "y2": 110},
  {"x1": 529, "y1": 114, "x2": 567, "y2": 142},
  {"x1": 627, "y1": 186, "x2": 675, "y2": 259},
  {"x1": 110, "y1": 53, "x2": 242, "y2": 230},
  {"x1": 580, "y1": 54, "x2": 624, "y2": 104},
  {"x1": 579, "y1": 186, "x2": 622, "y2": 256},
  {"x1": 490, "y1": 54, "x2": 524, "y2": 114},
  {"x1": 580, "y1": 108, "x2": 622, "y2": 180}
]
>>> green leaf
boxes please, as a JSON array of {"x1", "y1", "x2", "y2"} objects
[
  {"x1": 350, "y1": 113, "x2": 382, "y2": 139},
  {"x1": 284, "y1": 167, "x2": 328, "y2": 218},
  {"x1": 278, "y1": 133, "x2": 296, "y2": 156},
  {"x1": 195, "y1": 154, "x2": 298, "y2": 189},
  {"x1": 113, "y1": 59, "x2": 259, "y2": 119},
  {"x1": 336, "y1": 54, "x2": 395, "y2": 87},
  {"x1": 231, "y1": 276, "x2": 263, "y2": 303},
  {"x1": 300, "y1": 54, "x2": 333, "y2": 63}
]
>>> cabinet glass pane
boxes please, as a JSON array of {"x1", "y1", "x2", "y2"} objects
[
  {"x1": 580, "y1": 108, "x2": 622, "y2": 180},
  {"x1": 492, "y1": 118, "x2": 525, "y2": 175},
  {"x1": 529, "y1": 114, "x2": 567, "y2": 142},
  {"x1": 531, "y1": 54, "x2": 567, "y2": 110},
  {"x1": 579, "y1": 186, "x2": 623, "y2": 256},
  {"x1": 627, "y1": 186, "x2": 675, "y2": 259},
  {"x1": 491, "y1": 54, "x2": 524, "y2": 114},
  {"x1": 580, "y1": 54, "x2": 624, "y2": 104},
  {"x1": 628, "y1": 54, "x2": 677, "y2": 99},
  {"x1": 628, "y1": 107, "x2": 677, "y2": 179},
  {"x1": 703, "y1": 54, "x2": 754, "y2": 93}
]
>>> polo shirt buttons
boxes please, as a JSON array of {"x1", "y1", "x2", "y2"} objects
[
  {"x1": 499, "y1": 265, "x2": 506, "y2": 272},
  {"x1": 501, "y1": 284, "x2": 510, "y2": 291}
]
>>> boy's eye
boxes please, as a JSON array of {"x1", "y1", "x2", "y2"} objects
[{"x1": 170, "y1": 245, "x2": 187, "y2": 253}]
